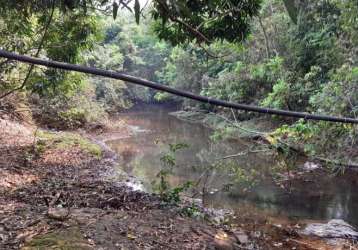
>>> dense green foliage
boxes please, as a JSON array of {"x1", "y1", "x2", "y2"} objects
[
  {"x1": 152, "y1": 0, "x2": 358, "y2": 163},
  {"x1": 86, "y1": 14, "x2": 172, "y2": 104},
  {"x1": 0, "y1": 3, "x2": 104, "y2": 128},
  {"x1": 0, "y1": 8, "x2": 98, "y2": 96},
  {"x1": 0, "y1": 0, "x2": 262, "y2": 45},
  {"x1": 0, "y1": 0, "x2": 357, "y2": 163},
  {"x1": 151, "y1": 0, "x2": 262, "y2": 44}
]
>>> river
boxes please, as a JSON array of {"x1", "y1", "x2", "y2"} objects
[{"x1": 105, "y1": 104, "x2": 358, "y2": 227}]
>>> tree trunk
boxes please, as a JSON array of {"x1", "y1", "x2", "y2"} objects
[{"x1": 283, "y1": 0, "x2": 298, "y2": 24}]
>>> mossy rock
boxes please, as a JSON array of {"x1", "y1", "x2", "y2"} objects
[{"x1": 22, "y1": 228, "x2": 93, "y2": 250}]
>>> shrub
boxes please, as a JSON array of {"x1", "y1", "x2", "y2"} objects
[
  {"x1": 310, "y1": 65, "x2": 358, "y2": 117},
  {"x1": 32, "y1": 81, "x2": 108, "y2": 130}
]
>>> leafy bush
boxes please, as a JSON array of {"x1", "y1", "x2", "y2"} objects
[
  {"x1": 202, "y1": 57, "x2": 285, "y2": 107},
  {"x1": 152, "y1": 143, "x2": 192, "y2": 204},
  {"x1": 310, "y1": 65, "x2": 358, "y2": 117},
  {"x1": 262, "y1": 66, "x2": 323, "y2": 111},
  {"x1": 153, "y1": 92, "x2": 171, "y2": 102},
  {"x1": 92, "y1": 78, "x2": 132, "y2": 112},
  {"x1": 58, "y1": 108, "x2": 87, "y2": 129},
  {"x1": 32, "y1": 81, "x2": 108, "y2": 130},
  {"x1": 250, "y1": 56, "x2": 284, "y2": 84},
  {"x1": 261, "y1": 79, "x2": 290, "y2": 109}
]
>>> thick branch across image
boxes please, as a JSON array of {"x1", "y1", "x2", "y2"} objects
[{"x1": 0, "y1": 49, "x2": 357, "y2": 124}]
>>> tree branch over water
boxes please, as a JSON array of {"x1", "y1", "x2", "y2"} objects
[{"x1": 1, "y1": 49, "x2": 358, "y2": 124}]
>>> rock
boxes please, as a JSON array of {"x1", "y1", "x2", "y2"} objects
[
  {"x1": 214, "y1": 239, "x2": 233, "y2": 250},
  {"x1": 302, "y1": 219, "x2": 358, "y2": 239},
  {"x1": 273, "y1": 242, "x2": 283, "y2": 247},
  {"x1": 232, "y1": 229, "x2": 249, "y2": 244},
  {"x1": 47, "y1": 207, "x2": 70, "y2": 221},
  {"x1": 203, "y1": 208, "x2": 233, "y2": 225},
  {"x1": 213, "y1": 231, "x2": 234, "y2": 250},
  {"x1": 303, "y1": 162, "x2": 321, "y2": 171}
]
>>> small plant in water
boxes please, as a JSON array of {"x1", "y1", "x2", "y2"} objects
[{"x1": 152, "y1": 142, "x2": 193, "y2": 204}]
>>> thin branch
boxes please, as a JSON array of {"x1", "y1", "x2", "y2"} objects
[
  {"x1": 156, "y1": 1, "x2": 211, "y2": 44},
  {"x1": 257, "y1": 15, "x2": 271, "y2": 59},
  {"x1": 198, "y1": 44, "x2": 233, "y2": 59},
  {"x1": 140, "y1": 0, "x2": 150, "y2": 12},
  {"x1": 79, "y1": 3, "x2": 112, "y2": 16},
  {"x1": 168, "y1": 16, "x2": 210, "y2": 44},
  {"x1": 209, "y1": 112, "x2": 268, "y2": 135},
  {"x1": 312, "y1": 156, "x2": 358, "y2": 169},
  {"x1": 230, "y1": 108, "x2": 238, "y2": 124},
  {"x1": 119, "y1": 0, "x2": 133, "y2": 13},
  {"x1": 218, "y1": 149, "x2": 271, "y2": 160}
]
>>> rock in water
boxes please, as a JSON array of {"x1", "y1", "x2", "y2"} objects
[{"x1": 302, "y1": 219, "x2": 358, "y2": 239}]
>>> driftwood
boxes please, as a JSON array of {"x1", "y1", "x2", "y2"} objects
[{"x1": 312, "y1": 156, "x2": 358, "y2": 169}]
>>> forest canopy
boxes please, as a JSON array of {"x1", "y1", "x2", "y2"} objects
[
  {"x1": 0, "y1": 0, "x2": 357, "y2": 163},
  {"x1": 0, "y1": 0, "x2": 262, "y2": 45}
]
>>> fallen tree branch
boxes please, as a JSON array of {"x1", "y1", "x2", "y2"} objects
[
  {"x1": 0, "y1": 50, "x2": 358, "y2": 124},
  {"x1": 218, "y1": 149, "x2": 272, "y2": 160},
  {"x1": 312, "y1": 156, "x2": 358, "y2": 169},
  {"x1": 209, "y1": 112, "x2": 268, "y2": 136}
]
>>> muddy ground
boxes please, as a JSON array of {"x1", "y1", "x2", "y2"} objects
[{"x1": 0, "y1": 118, "x2": 357, "y2": 249}]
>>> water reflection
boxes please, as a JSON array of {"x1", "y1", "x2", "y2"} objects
[{"x1": 107, "y1": 104, "x2": 358, "y2": 227}]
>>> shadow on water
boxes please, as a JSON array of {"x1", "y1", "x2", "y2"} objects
[{"x1": 107, "y1": 104, "x2": 358, "y2": 227}]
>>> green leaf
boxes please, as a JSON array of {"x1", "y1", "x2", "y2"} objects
[
  {"x1": 134, "y1": 0, "x2": 141, "y2": 24},
  {"x1": 176, "y1": 0, "x2": 191, "y2": 17},
  {"x1": 113, "y1": 2, "x2": 119, "y2": 20}
]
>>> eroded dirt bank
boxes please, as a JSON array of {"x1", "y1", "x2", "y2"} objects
[{"x1": 1, "y1": 117, "x2": 357, "y2": 250}]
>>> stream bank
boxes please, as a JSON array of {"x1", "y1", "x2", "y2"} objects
[
  {"x1": 0, "y1": 117, "x2": 257, "y2": 250},
  {"x1": 1, "y1": 105, "x2": 358, "y2": 249},
  {"x1": 103, "y1": 104, "x2": 358, "y2": 249}
]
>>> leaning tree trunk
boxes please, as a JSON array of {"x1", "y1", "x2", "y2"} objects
[{"x1": 283, "y1": 0, "x2": 298, "y2": 24}]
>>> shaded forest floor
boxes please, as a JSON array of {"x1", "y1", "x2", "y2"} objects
[{"x1": 0, "y1": 117, "x2": 356, "y2": 249}]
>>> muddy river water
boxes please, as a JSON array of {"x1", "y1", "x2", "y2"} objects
[{"x1": 106, "y1": 104, "x2": 358, "y2": 227}]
